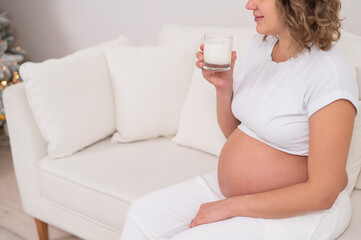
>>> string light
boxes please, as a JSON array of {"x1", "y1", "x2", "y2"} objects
[{"x1": 0, "y1": 13, "x2": 27, "y2": 125}]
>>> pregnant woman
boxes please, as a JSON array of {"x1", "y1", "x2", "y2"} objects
[{"x1": 120, "y1": 0, "x2": 359, "y2": 239}]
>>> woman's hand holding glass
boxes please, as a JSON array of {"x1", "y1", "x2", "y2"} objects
[{"x1": 196, "y1": 44, "x2": 237, "y2": 92}]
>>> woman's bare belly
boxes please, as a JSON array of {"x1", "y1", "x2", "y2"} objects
[{"x1": 218, "y1": 128, "x2": 309, "y2": 198}]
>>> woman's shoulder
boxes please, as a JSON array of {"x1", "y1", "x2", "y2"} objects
[
  {"x1": 302, "y1": 45, "x2": 359, "y2": 118},
  {"x1": 309, "y1": 44, "x2": 346, "y2": 63},
  {"x1": 304, "y1": 45, "x2": 358, "y2": 104},
  {"x1": 303, "y1": 45, "x2": 353, "y2": 77}
]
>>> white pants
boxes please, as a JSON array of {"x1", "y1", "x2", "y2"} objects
[{"x1": 120, "y1": 171, "x2": 351, "y2": 240}]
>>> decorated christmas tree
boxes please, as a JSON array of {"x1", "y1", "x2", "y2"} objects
[{"x1": 0, "y1": 12, "x2": 26, "y2": 135}]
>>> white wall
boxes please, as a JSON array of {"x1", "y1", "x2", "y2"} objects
[{"x1": 1, "y1": 0, "x2": 360, "y2": 62}]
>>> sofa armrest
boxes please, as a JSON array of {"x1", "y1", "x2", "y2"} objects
[{"x1": 3, "y1": 83, "x2": 48, "y2": 214}]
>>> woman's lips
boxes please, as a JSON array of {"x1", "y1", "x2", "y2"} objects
[{"x1": 254, "y1": 16, "x2": 264, "y2": 22}]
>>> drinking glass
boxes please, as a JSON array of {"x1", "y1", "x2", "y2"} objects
[{"x1": 203, "y1": 33, "x2": 233, "y2": 72}]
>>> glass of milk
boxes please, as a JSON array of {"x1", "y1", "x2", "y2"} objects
[{"x1": 203, "y1": 33, "x2": 233, "y2": 72}]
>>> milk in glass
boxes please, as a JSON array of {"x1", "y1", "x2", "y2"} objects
[{"x1": 203, "y1": 33, "x2": 233, "y2": 72}]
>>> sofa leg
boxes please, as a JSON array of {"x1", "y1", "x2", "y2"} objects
[{"x1": 34, "y1": 218, "x2": 49, "y2": 240}]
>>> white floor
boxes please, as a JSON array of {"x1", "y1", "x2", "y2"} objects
[{"x1": 0, "y1": 133, "x2": 82, "y2": 240}]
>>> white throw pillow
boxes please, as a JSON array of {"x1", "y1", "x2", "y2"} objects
[
  {"x1": 355, "y1": 67, "x2": 361, "y2": 190},
  {"x1": 157, "y1": 23, "x2": 256, "y2": 156},
  {"x1": 346, "y1": 101, "x2": 361, "y2": 194},
  {"x1": 357, "y1": 173, "x2": 361, "y2": 189},
  {"x1": 104, "y1": 43, "x2": 195, "y2": 143},
  {"x1": 20, "y1": 36, "x2": 131, "y2": 159},
  {"x1": 336, "y1": 30, "x2": 361, "y2": 78},
  {"x1": 172, "y1": 67, "x2": 226, "y2": 156}
]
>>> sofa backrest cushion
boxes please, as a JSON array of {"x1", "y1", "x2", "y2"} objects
[
  {"x1": 19, "y1": 35, "x2": 131, "y2": 159},
  {"x1": 104, "y1": 42, "x2": 195, "y2": 142}
]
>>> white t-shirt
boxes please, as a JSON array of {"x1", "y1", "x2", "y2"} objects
[{"x1": 232, "y1": 34, "x2": 359, "y2": 156}]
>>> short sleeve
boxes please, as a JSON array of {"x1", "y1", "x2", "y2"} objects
[{"x1": 303, "y1": 56, "x2": 359, "y2": 118}]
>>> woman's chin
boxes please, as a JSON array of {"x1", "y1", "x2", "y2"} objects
[
  {"x1": 256, "y1": 25, "x2": 264, "y2": 34},
  {"x1": 255, "y1": 25, "x2": 274, "y2": 36}
]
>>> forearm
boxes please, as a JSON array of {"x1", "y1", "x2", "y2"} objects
[
  {"x1": 226, "y1": 182, "x2": 334, "y2": 219},
  {"x1": 216, "y1": 87, "x2": 240, "y2": 139}
]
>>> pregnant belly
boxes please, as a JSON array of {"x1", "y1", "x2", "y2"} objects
[{"x1": 218, "y1": 127, "x2": 309, "y2": 198}]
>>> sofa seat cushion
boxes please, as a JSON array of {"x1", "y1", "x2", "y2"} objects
[{"x1": 38, "y1": 137, "x2": 218, "y2": 230}]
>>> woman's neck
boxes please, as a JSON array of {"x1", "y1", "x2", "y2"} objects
[{"x1": 271, "y1": 31, "x2": 298, "y2": 63}]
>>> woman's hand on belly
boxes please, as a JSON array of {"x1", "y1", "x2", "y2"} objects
[{"x1": 218, "y1": 128, "x2": 309, "y2": 198}]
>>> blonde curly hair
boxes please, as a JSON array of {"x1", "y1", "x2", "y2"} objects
[{"x1": 274, "y1": 0, "x2": 342, "y2": 52}]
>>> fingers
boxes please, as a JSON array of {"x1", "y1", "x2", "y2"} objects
[
  {"x1": 189, "y1": 219, "x2": 195, "y2": 228},
  {"x1": 232, "y1": 51, "x2": 237, "y2": 61},
  {"x1": 189, "y1": 217, "x2": 201, "y2": 228},
  {"x1": 196, "y1": 45, "x2": 204, "y2": 61},
  {"x1": 195, "y1": 45, "x2": 204, "y2": 69},
  {"x1": 196, "y1": 51, "x2": 203, "y2": 61},
  {"x1": 196, "y1": 60, "x2": 203, "y2": 69},
  {"x1": 231, "y1": 51, "x2": 237, "y2": 68}
]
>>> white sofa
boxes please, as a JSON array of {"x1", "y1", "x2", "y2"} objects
[{"x1": 3, "y1": 24, "x2": 361, "y2": 240}]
